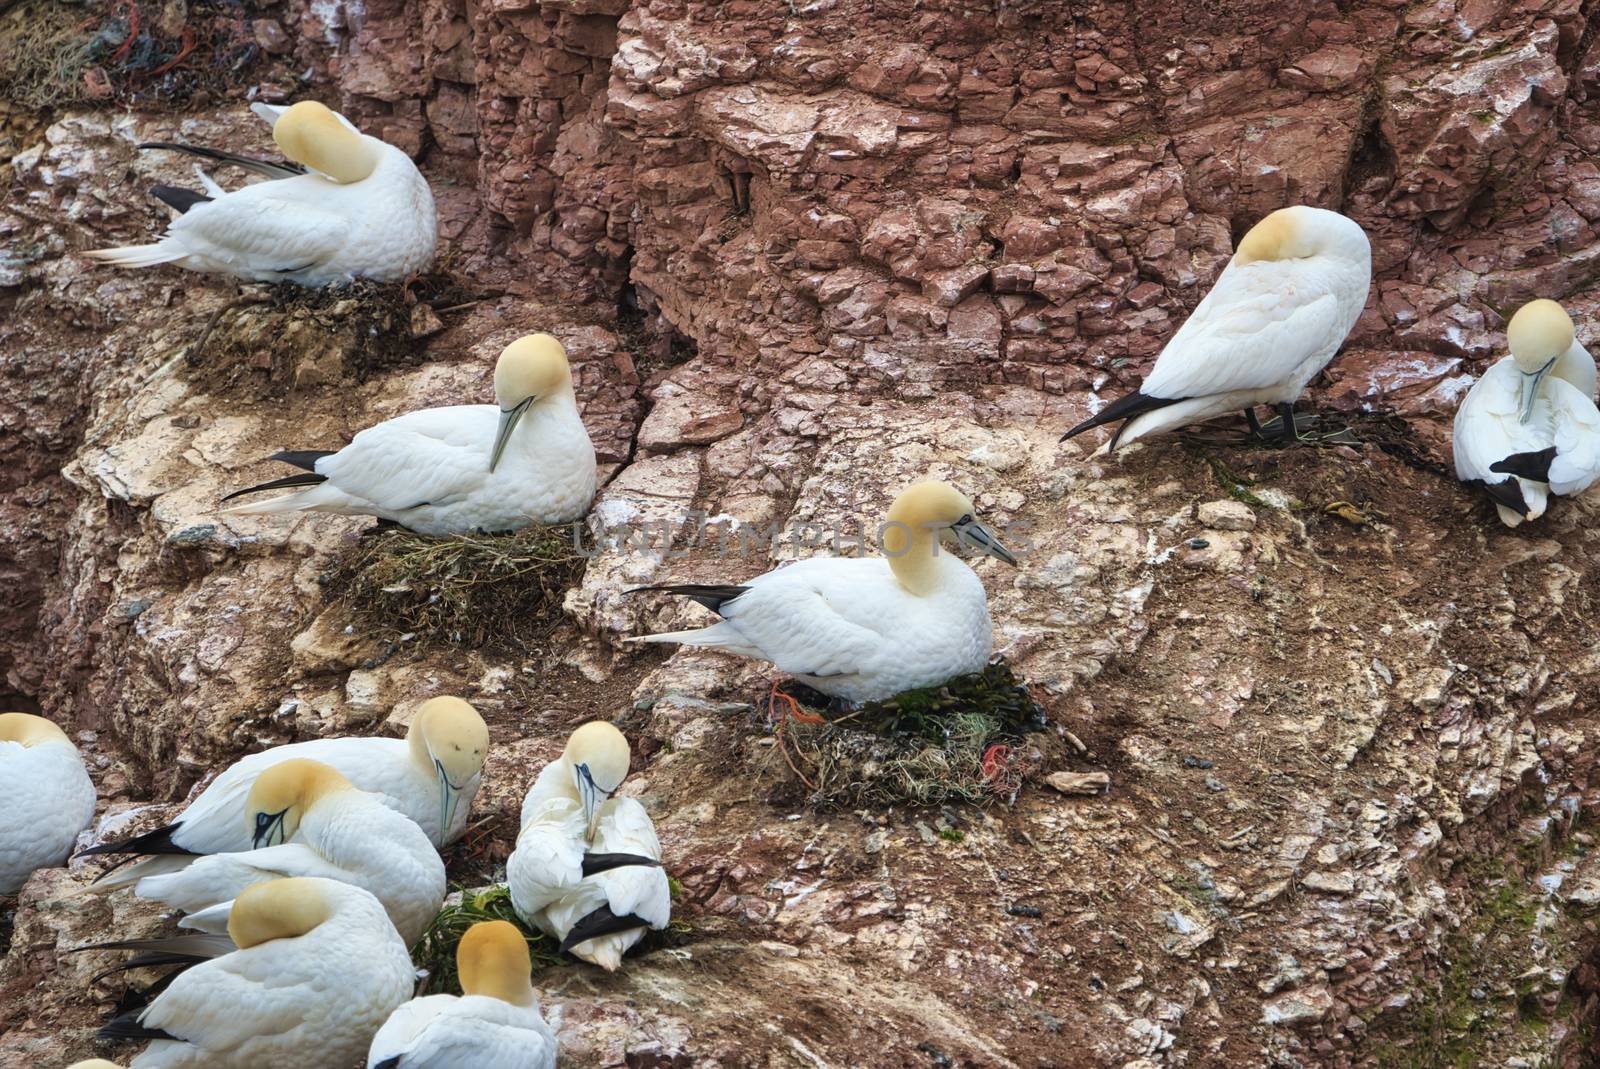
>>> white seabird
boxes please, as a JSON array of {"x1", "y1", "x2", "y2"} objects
[
  {"x1": 79, "y1": 696, "x2": 487, "y2": 885},
  {"x1": 507, "y1": 722, "x2": 670, "y2": 971},
  {"x1": 367, "y1": 920, "x2": 559, "y2": 1069},
  {"x1": 1454, "y1": 298, "x2": 1600, "y2": 525},
  {"x1": 85, "y1": 100, "x2": 436, "y2": 287},
  {"x1": 1060, "y1": 205, "x2": 1372, "y2": 452},
  {"x1": 104, "y1": 758, "x2": 445, "y2": 945},
  {"x1": 0, "y1": 712, "x2": 97, "y2": 894},
  {"x1": 98, "y1": 877, "x2": 414, "y2": 1069},
  {"x1": 630, "y1": 480, "x2": 1016, "y2": 704},
  {"x1": 220, "y1": 333, "x2": 597, "y2": 535}
]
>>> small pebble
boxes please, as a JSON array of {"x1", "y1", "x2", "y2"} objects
[
  {"x1": 1182, "y1": 755, "x2": 1214, "y2": 769},
  {"x1": 1008, "y1": 903, "x2": 1042, "y2": 918},
  {"x1": 1187, "y1": 538, "x2": 1210, "y2": 549}
]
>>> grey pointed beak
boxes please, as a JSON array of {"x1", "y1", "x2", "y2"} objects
[
  {"x1": 575, "y1": 763, "x2": 606, "y2": 845},
  {"x1": 1518, "y1": 361, "x2": 1554, "y2": 423},
  {"x1": 435, "y1": 759, "x2": 462, "y2": 839},
  {"x1": 489, "y1": 397, "x2": 533, "y2": 473},
  {"x1": 953, "y1": 518, "x2": 1017, "y2": 565},
  {"x1": 252, "y1": 810, "x2": 287, "y2": 850}
]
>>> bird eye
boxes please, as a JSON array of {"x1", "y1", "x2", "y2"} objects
[{"x1": 958, "y1": 513, "x2": 973, "y2": 525}]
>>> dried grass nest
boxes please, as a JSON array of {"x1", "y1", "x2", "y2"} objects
[
  {"x1": 771, "y1": 661, "x2": 1056, "y2": 809},
  {"x1": 323, "y1": 524, "x2": 587, "y2": 651}
]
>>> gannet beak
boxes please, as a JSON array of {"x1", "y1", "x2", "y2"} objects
[
  {"x1": 435, "y1": 759, "x2": 461, "y2": 838},
  {"x1": 575, "y1": 763, "x2": 605, "y2": 845},
  {"x1": 1518, "y1": 361, "x2": 1554, "y2": 423},
  {"x1": 252, "y1": 810, "x2": 287, "y2": 850},
  {"x1": 489, "y1": 397, "x2": 533, "y2": 473},
  {"x1": 953, "y1": 518, "x2": 1017, "y2": 566},
  {"x1": 250, "y1": 102, "x2": 287, "y2": 126}
]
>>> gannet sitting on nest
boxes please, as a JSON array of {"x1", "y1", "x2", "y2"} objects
[
  {"x1": 630, "y1": 480, "x2": 1016, "y2": 704},
  {"x1": 220, "y1": 334, "x2": 597, "y2": 535},
  {"x1": 98, "y1": 877, "x2": 414, "y2": 1069},
  {"x1": 367, "y1": 920, "x2": 559, "y2": 1069},
  {"x1": 508, "y1": 723, "x2": 669, "y2": 971},
  {"x1": 97, "y1": 759, "x2": 445, "y2": 945},
  {"x1": 1454, "y1": 298, "x2": 1600, "y2": 526},
  {"x1": 1060, "y1": 205, "x2": 1372, "y2": 453},
  {"x1": 85, "y1": 100, "x2": 436, "y2": 287},
  {"x1": 79, "y1": 697, "x2": 487, "y2": 887},
  {"x1": 0, "y1": 713, "x2": 96, "y2": 894}
]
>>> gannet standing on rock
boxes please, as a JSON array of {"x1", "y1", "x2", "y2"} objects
[
  {"x1": 85, "y1": 100, "x2": 436, "y2": 287},
  {"x1": 0, "y1": 713, "x2": 97, "y2": 894},
  {"x1": 367, "y1": 920, "x2": 559, "y2": 1069},
  {"x1": 220, "y1": 334, "x2": 597, "y2": 535},
  {"x1": 630, "y1": 480, "x2": 1016, "y2": 704},
  {"x1": 1060, "y1": 205, "x2": 1372, "y2": 453},
  {"x1": 99, "y1": 759, "x2": 445, "y2": 944},
  {"x1": 1454, "y1": 299, "x2": 1600, "y2": 526},
  {"x1": 98, "y1": 877, "x2": 414, "y2": 1069},
  {"x1": 79, "y1": 697, "x2": 487, "y2": 882},
  {"x1": 508, "y1": 723, "x2": 669, "y2": 971}
]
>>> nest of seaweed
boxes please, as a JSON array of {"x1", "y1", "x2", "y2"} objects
[
  {"x1": 413, "y1": 883, "x2": 691, "y2": 994},
  {"x1": 182, "y1": 273, "x2": 477, "y2": 398},
  {"x1": 0, "y1": 0, "x2": 261, "y2": 112},
  {"x1": 323, "y1": 524, "x2": 587, "y2": 652},
  {"x1": 771, "y1": 661, "x2": 1054, "y2": 808}
]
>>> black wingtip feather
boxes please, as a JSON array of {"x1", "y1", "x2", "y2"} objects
[
  {"x1": 559, "y1": 905, "x2": 652, "y2": 954},
  {"x1": 1490, "y1": 446, "x2": 1558, "y2": 482},
  {"x1": 220, "y1": 471, "x2": 328, "y2": 502},
  {"x1": 581, "y1": 852, "x2": 663, "y2": 877},
  {"x1": 372, "y1": 1058, "x2": 403, "y2": 1069},
  {"x1": 150, "y1": 184, "x2": 212, "y2": 214},
  {"x1": 98, "y1": 1009, "x2": 179, "y2": 1043},
  {"x1": 138, "y1": 141, "x2": 306, "y2": 178},
  {"x1": 269, "y1": 449, "x2": 336, "y2": 472},
  {"x1": 626, "y1": 583, "x2": 751, "y2": 615},
  {"x1": 1060, "y1": 390, "x2": 1183, "y2": 443},
  {"x1": 75, "y1": 822, "x2": 194, "y2": 858},
  {"x1": 1478, "y1": 477, "x2": 1532, "y2": 518}
]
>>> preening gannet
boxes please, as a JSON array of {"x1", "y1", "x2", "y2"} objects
[
  {"x1": 367, "y1": 920, "x2": 559, "y2": 1069},
  {"x1": 79, "y1": 697, "x2": 486, "y2": 881},
  {"x1": 107, "y1": 759, "x2": 445, "y2": 945},
  {"x1": 631, "y1": 480, "x2": 1016, "y2": 703},
  {"x1": 85, "y1": 100, "x2": 436, "y2": 287},
  {"x1": 99, "y1": 877, "x2": 414, "y2": 1069},
  {"x1": 0, "y1": 712, "x2": 96, "y2": 894},
  {"x1": 220, "y1": 334, "x2": 597, "y2": 535},
  {"x1": 1454, "y1": 298, "x2": 1600, "y2": 526},
  {"x1": 1061, "y1": 205, "x2": 1372, "y2": 452},
  {"x1": 508, "y1": 723, "x2": 670, "y2": 972}
]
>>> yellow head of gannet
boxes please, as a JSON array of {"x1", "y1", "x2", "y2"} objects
[
  {"x1": 0, "y1": 711, "x2": 70, "y2": 746},
  {"x1": 408, "y1": 697, "x2": 490, "y2": 838},
  {"x1": 1233, "y1": 205, "x2": 1362, "y2": 265},
  {"x1": 268, "y1": 100, "x2": 379, "y2": 184},
  {"x1": 227, "y1": 876, "x2": 335, "y2": 948},
  {"x1": 1507, "y1": 299, "x2": 1576, "y2": 422},
  {"x1": 457, "y1": 919, "x2": 537, "y2": 1006},
  {"x1": 563, "y1": 722, "x2": 630, "y2": 844},
  {"x1": 490, "y1": 334, "x2": 574, "y2": 472},
  {"x1": 880, "y1": 481, "x2": 1016, "y2": 594},
  {"x1": 245, "y1": 758, "x2": 354, "y2": 849}
]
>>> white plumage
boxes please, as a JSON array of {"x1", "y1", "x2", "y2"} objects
[
  {"x1": 80, "y1": 698, "x2": 487, "y2": 884},
  {"x1": 508, "y1": 723, "x2": 670, "y2": 972},
  {"x1": 368, "y1": 921, "x2": 559, "y2": 1069},
  {"x1": 1061, "y1": 205, "x2": 1372, "y2": 452},
  {"x1": 0, "y1": 713, "x2": 96, "y2": 894},
  {"x1": 115, "y1": 877, "x2": 414, "y2": 1069},
  {"x1": 125, "y1": 760, "x2": 446, "y2": 945},
  {"x1": 221, "y1": 334, "x2": 596, "y2": 535},
  {"x1": 632, "y1": 481, "x2": 1015, "y2": 703},
  {"x1": 85, "y1": 101, "x2": 435, "y2": 287},
  {"x1": 1454, "y1": 298, "x2": 1600, "y2": 526}
]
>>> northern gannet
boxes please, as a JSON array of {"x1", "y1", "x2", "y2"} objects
[
  {"x1": 630, "y1": 480, "x2": 1016, "y2": 703},
  {"x1": 105, "y1": 759, "x2": 445, "y2": 944},
  {"x1": 85, "y1": 100, "x2": 436, "y2": 287},
  {"x1": 1454, "y1": 299, "x2": 1600, "y2": 525},
  {"x1": 80, "y1": 697, "x2": 487, "y2": 883},
  {"x1": 367, "y1": 920, "x2": 559, "y2": 1069},
  {"x1": 0, "y1": 712, "x2": 97, "y2": 894},
  {"x1": 98, "y1": 877, "x2": 414, "y2": 1069},
  {"x1": 220, "y1": 334, "x2": 597, "y2": 535},
  {"x1": 1060, "y1": 205, "x2": 1372, "y2": 452},
  {"x1": 508, "y1": 722, "x2": 670, "y2": 971}
]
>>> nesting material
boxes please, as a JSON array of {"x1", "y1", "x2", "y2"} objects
[
  {"x1": 412, "y1": 886, "x2": 563, "y2": 996},
  {"x1": 325, "y1": 524, "x2": 586, "y2": 650},
  {"x1": 773, "y1": 661, "x2": 1055, "y2": 808}
]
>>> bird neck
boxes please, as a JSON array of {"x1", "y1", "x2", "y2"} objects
[
  {"x1": 880, "y1": 522, "x2": 950, "y2": 596},
  {"x1": 1555, "y1": 342, "x2": 1597, "y2": 397}
]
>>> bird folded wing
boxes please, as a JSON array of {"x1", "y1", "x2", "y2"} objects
[
  {"x1": 170, "y1": 196, "x2": 350, "y2": 275},
  {"x1": 723, "y1": 584, "x2": 884, "y2": 679},
  {"x1": 142, "y1": 949, "x2": 312, "y2": 1046},
  {"x1": 1142, "y1": 280, "x2": 1342, "y2": 399},
  {"x1": 160, "y1": 844, "x2": 346, "y2": 911},
  {"x1": 1549, "y1": 380, "x2": 1600, "y2": 495},
  {"x1": 318, "y1": 423, "x2": 489, "y2": 511}
]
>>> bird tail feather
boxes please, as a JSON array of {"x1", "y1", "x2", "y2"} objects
[
  {"x1": 81, "y1": 854, "x2": 195, "y2": 895},
  {"x1": 83, "y1": 242, "x2": 185, "y2": 268}
]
